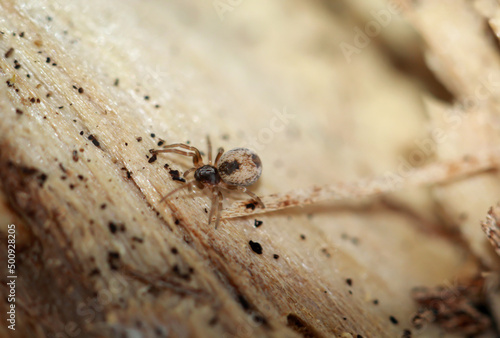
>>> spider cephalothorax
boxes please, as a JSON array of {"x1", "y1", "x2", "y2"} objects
[{"x1": 150, "y1": 137, "x2": 264, "y2": 228}]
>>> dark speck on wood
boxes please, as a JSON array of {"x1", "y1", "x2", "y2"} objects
[
  {"x1": 148, "y1": 154, "x2": 157, "y2": 163},
  {"x1": 5, "y1": 47, "x2": 14, "y2": 58},
  {"x1": 169, "y1": 169, "x2": 186, "y2": 182},
  {"x1": 389, "y1": 316, "x2": 398, "y2": 325},
  {"x1": 107, "y1": 251, "x2": 121, "y2": 270},
  {"x1": 87, "y1": 135, "x2": 100, "y2": 147},
  {"x1": 249, "y1": 241, "x2": 263, "y2": 254},
  {"x1": 246, "y1": 202, "x2": 256, "y2": 210}
]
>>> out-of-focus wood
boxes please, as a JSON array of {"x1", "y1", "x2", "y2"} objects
[
  {"x1": 223, "y1": 151, "x2": 500, "y2": 219},
  {"x1": 0, "y1": 0, "x2": 498, "y2": 337}
]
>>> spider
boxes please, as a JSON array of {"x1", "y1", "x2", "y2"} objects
[{"x1": 150, "y1": 137, "x2": 264, "y2": 228}]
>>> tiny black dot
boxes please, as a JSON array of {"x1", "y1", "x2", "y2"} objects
[
  {"x1": 249, "y1": 241, "x2": 263, "y2": 254},
  {"x1": 89, "y1": 268, "x2": 100, "y2": 277},
  {"x1": 109, "y1": 222, "x2": 117, "y2": 234},
  {"x1": 150, "y1": 133, "x2": 155, "y2": 138},
  {"x1": 300, "y1": 234, "x2": 306, "y2": 240},
  {"x1": 107, "y1": 251, "x2": 121, "y2": 270},
  {"x1": 254, "y1": 219, "x2": 263, "y2": 228},
  {"x1": 389, "y1": 316, "x2": 398, "y2": 325},
  {"x1": 5, "y1": 47, "x2": 14, "y2": 58},
  {"x1": 245, "y1": 202, "x2": 256, "y2": 210},
  {"x1": 148, "y1": 154, "x2": 157, "y2": 163},
  {"x1": 273, "y1": 254, "x2": 279, "y2": 259},
  {"x1": 346, "y1": 278, "x2": 352, "y2": 286},
  {"x1": 88, "y1": 135, "x2": 100, "y2": 147}
]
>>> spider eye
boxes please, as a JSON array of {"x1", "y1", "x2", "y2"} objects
[{"x1": 218, "y1": 148, "x2": 262, "y2": 186}]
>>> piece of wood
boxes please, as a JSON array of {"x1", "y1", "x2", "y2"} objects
[{"x1": 1, "y1": 0, "x2": 498, "y2": 337}]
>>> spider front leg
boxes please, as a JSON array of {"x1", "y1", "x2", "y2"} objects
[
  {"x1": 152, "y1": 143, "x2": 203, "y2": 167},
  {"x1": 215, "y1": 190, "x2": 223, "y2": 229},
  {"x1": 159, "y1": 179, "x2": 197, "y2": 203},
  {"x1": 208, "y1": 188, "x2": 218, "y2": 227},
  {"x1": 214, "y1": 147, "x2": 224, "y2": 166},
  {"x1": 207, "y1": 136, "x2": 213, "y2": 164},
  {"x1": 183, "y1": 167, "x2": 197, "y2": 178},
  {"x1": 206, "y1": 188, "x2": 225, "y2": 229}
]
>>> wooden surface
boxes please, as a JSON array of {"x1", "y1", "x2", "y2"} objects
[{"x1": 0, "y1": 0, "x2": 499, "y2": 337}]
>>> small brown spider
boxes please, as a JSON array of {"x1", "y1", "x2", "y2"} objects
[{"x1": 151, "y1": 137, "x2": 264, "y2": 228}]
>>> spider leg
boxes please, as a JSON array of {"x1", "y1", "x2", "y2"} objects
[
  {"x1": 151, "y1": 148, "x2": 202, "y2": 167},
  {"x1": 207, "y1": 136, "x2": 213, "y2": 164},
  {"x1": 159, "y1": 179, "x2": 197, "y2": 203},
  {"x1": 153, "y1": 143, "x2": 203, "y2": 166},
  {"x1": 214, "y1": 147, "x2": 224, "y2": 166},
  {"x1": 215, "y1": 190, "x2": 223, "y2": 229},
  {"x1": 207, "y1": 189, "x2": 218, "y2": 227},
  {"x1": 161, "y1": 143, "x2": 202, "y2": 154},
  {"x1": 222, "y1": 183, "x2": 265, "y2": 208},
  {"x1": 183, "y1": 167, "x2": 197, "y2": 178}
]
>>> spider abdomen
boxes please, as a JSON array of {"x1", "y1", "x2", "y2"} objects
[{"x1": 218, "y1": 148, "x2": 262, "y2": 186}]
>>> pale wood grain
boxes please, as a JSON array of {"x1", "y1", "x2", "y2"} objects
[{"x1": 0, "y1": 0, "x2": 498, "y2": 337}]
